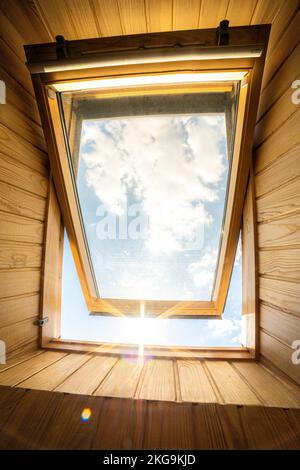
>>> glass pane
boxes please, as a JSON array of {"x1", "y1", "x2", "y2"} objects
[
  {"x1": 61, "y1": 230, "x2": 242, "y2": 346},
  {"x1": 59, "y1": 86, "x2": 238, "y2": 301}
]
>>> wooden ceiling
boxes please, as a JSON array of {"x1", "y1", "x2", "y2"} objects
[{"x1": 1, "y1": 0, "x2": 289, "y2": 44}]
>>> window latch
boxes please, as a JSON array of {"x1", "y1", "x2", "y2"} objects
[
  {"x1": 217, "y1": 19, "x2": 230, "y2": 46},
  {"x1": 36, "y1": 317, "x2": 49, "y2": 327},
  {"x1": 56, "y1": 35, "x2": 69, "y2": 59}
]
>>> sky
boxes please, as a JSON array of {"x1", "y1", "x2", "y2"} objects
[
  {"x1": 60, "y1": 109, "x2": 242, "y2": 347},
  {"x1": 76, "y1": 113, "x2": 228, "y2": 301}
]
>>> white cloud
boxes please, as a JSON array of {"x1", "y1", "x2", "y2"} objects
[
  {"x1": 188, "y1": 248, "x2": 218, "y2": 288},
  {"x1": 207, "y1": 318, "x2": 242, "y2": 340},
  {"x1": 80, "y1": 115, "x2": 227, "y2": 255}
]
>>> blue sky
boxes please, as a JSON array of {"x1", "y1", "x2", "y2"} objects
[
  {"x1": 76, "y1": 114, "x2": 228, "y2": 301},
  {"x1": 60, "y1": 112, "x2": 242, "y2": 347},
  {"x1": 60, "y1": 231, "x2": 242, "y2": 347}
]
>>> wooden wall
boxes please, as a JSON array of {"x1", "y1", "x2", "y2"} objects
[
  {"x1": 253, "y1": 4, "x2": 300, "y2": 383},
  {"x1": 0, "y1": 5, "x2": 50, "y2": 357},
  {"x1": 0, "y1": 349, "x2": 299, "y2": 407},
  {"x1": 0, "y1": 384, "x2": 299, "y2": 449},
  {"x1": 1, "y1": 1, "x2": 300, "y2": 379}
]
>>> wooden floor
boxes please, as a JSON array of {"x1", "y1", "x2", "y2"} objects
[
  {"x1": 0, "y1": 385, "x2": 299, "y2": 450},
  {"x1": 0, "y1": 350, "x2": 299, "y2": 408}
]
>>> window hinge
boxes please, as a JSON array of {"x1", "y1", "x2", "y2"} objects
[
  {"x1": 217, "y1": 19, "x2": 230, "y2": 46},
  {"x1": 36, "y1": 317, "x2": 49, "y2": 327}
]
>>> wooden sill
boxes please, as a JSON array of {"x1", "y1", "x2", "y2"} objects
[{"x1": 44, "y1": 339, "x2": 253, "y2": 360}]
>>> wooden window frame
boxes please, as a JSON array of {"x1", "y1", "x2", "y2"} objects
[{"x1": 27, "y1": 25, "x2": 269, "y2": 325}]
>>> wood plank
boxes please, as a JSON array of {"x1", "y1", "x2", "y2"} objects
[
  {"x1": 0, "y1": 351, "x2": 66, "y2": 386},
  {"x1": 254, "y1": 108, "x2": 300, "y2": 172},
  {"x1": 0, "y1": 123, "x2": 48, "y2": 176},
  {"x1": 259, "y1": 276, "x2": 300, "y2": 315},
  {"x1": 233, "y1": 362, "x2": 299, "y2": 408},
  {"x1": 193, "y1": 403, "x2": 227, "y2": 449},
  {"x1": 137, "y1": 359, "x2": 176, "y2": 401},
  {"x1": 261, "y1": 9, "x2": 300, "y2": 90},
  {"x1": 145, "y1": 0, "x2": 172, "y2": 32},
  {"x1": 92, "y1": 397, "x2": 144, "y2": 450},
  {"x1": 57, "y1": 355, "x2": 118, "y2": 395},
  {"x1": 258, "y1": 212, "x2": 300, "y2": 249},
  {"x1": 0, "y1": 389, "x2": 64, "y2": 450},
  {"x1": 0, "y1": 318, "x2": 39, "y2": 354},
  {"x1": 91, "y1": 0, "x2": 123, "y2": 36},
  {"x1": 18, "y1": 353, "x2": 92, "y2": 391},
  {"x1": 0, "y1": 212, "x2": 44, "y2": 244},
  {"x1": 257, "y1": 177, "x2": 300, "y2": 223},
  {"x1": 0, "y1": 350, "x2": 43, "y2": 373},
  {"x1": 34, "y1": 0, "x2": 79, "y2": 40},
  {"x1": 173, "y1": 0, "x2": 200, "y2": 30},
  {"x1": 263, "y1": 408, "x2": 300, "y2": 449},
  {"x1": 242, "y1": 171, "x2": 257, "y2": 354},
  {"x1": 255, "y1": 144, "x2": 300, "y2": 198},
  {"x1": 198, "y1": 0, "x2": 228, "y2": 29},
  {"x1": 0, "y1": 101, "x2": 46, "y2": 152},
  {"x1": 260, "y1": 303, "x2": 300, "y2": 348},
  {"x1": 0, "y1": 153, "x2": 48, "y2": 198},
  {"x1": 0, "y1": 386, "x2": 26, "y2": 430},
  {"x1": 0, "y1": 0, "x2": 52, "y2": 43},
  {"x1": 205, "y1": 361, "x2": 261, "y2": 405},
  {"x1": 286, "y1": 409, "x2": 300, "y2": 447},
  {"x1": 0, "y1": 10, "x2": 28, "y2": 61},
  {"x1": 0, "y1": 294, "x2": 40, "y2": 329},
  {"x1": 117, "y1": 0, "x2": 147, "y2": 34},
  {"x1": 226, "y1": 0, "x2": 257, "y2": 26},
  {"x1": 0, "y1": 269, "x2": 41, "y2": 299},
  {"x1": 0, "y1": 181, "x2": 46, "y2": 221},
  {"x1": 258, "y1": 41, "x2": 300, "y2": 121},
  {"x1": 38, "y1": 392, "x2": 103, "y2": 450},
  {"x1": 260, "y1": 330, "x2": 300, "y2": 384},
  {"x1": 255, "y1": 86, "x2": 299, "y2": 149},
  {"x1": 239, "y1": 406, "x2": 282, "y2": 449},
  {"x1": 40, "y1": 181, "x2": 63, "y2": 346},
  {"x1": 0, "y1": 242, "x2": 42, "y2": 270},
  {"x1": 259, "y1": 248, "x2": 300, "y2": 281},
  {"x1": 265, "y1": 0, "x2": 299, "y2": 55},
  {"x1": 94, "y1": 357, "x2": 142, "y2": 398},
  {"x1": 216, "y1": 404, "x2": 248, "y2": 449},
  {"x1": 0, "y1": 38, "x2": 34, "y2": 94},
  {"x1": 251, "y1": 0, "x2": 282, "y2": 25},
  {"x1": 144, "y1": 401, "x2": 195, "y2": 449},
  {"x1": 0, "y1": 65, "x2": 41, "y2": 125},
  {"x1": 177, "y1": 360, "x2": 217, "y2": 403},
  {"x1": 61, "y1": 0, "x2": 99, "y2": 39}
]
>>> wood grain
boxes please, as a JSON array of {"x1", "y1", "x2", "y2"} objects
[
  {"x1": 137, "y1": 359, "x2": 176, "y2": 402},
  {"x1": 57, "y1": 355, "x2": 118, "y2": 395},
  {"x1": 205, "y1": 361, "x2": 261, "y2": 405},
  {"x1": 95, "y1": 357, "x2": 143, "y2": 398},
  {"x1": 0, "y1": 351, "x2": 66, "y2": 386}
]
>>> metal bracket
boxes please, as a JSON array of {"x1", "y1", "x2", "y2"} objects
[
  {"x1": 56, "y1": 35, "x2": 69, "y2": 59},
  {"x1": 36, "y1": 317, "x2": 49, "y2": 327},
  {"x1": 217, "y1": 20, "x2": 230, "y2": 46}
]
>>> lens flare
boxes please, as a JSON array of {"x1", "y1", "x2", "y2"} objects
[{"x1": 81, "y1": 407, "x2": 92, "y2": 422}]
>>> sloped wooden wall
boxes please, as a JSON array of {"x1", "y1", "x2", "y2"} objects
[
  {"x1": 0, "y1": 5, "x2": 51, "y2": 357},
  {"x1": 253, "y1": 5, "x2": 300, "y2": 383}
]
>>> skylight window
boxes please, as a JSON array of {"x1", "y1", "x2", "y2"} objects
[
  {"x1": 27, "y1": 25, "x2": 268, "y2": 327},
  {"x1": 59, "y1": 89, "x2": 236, "y2": 304}
]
